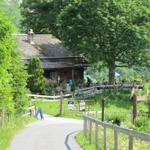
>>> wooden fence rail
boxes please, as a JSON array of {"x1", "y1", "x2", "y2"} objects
[{"x1": 83, "y1": 113, "x2": 150, "y2": 150}]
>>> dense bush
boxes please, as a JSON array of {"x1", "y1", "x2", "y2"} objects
[
  {"x1": 0, "y1": 10, "x2": 29, "y2": 115},
  {"x1": 27, "y1": 57, "x2": 46, "y2": 94}
]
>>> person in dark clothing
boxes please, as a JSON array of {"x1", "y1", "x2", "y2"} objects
[{"x1": 86, "y1": 77, "x2": 92, "y2": 87}]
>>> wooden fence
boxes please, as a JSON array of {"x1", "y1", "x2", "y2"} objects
[
  {"x1": 83, "y1": 113, "x2": 150, "y2": 150},
  {"x1": 28, "y1": 93, "x2": 72, "y2": 100},
  {"x1": 28, "y1": 83, "x2": 144, "y2": 100}
]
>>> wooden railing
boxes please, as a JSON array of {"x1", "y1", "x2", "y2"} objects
[
  {"x1": 28, "y1": 93, "x2": 72, "y2": 100},
  {"x1": 83, "y1": 113, "x2": 150, "y2": 150}
]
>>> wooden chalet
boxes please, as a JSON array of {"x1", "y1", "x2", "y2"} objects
[{"x1": 16, "y1": 33, "x2": 87, "y2": 83}]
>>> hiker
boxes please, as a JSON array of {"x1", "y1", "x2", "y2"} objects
[{"x1": 35, "y1": 107, "x2": 44, "y2": 120}]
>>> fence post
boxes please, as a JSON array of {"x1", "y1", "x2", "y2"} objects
[
  {"x1": 95, "y1": 110, "x2": 98, "y2": 119},
  {"x1": 104, "y1": 125, "x2": 107, "y2": 150},
  {"x1": 102, "y1": 97, "x2": 105, "y2": 121},
  {"x1": 89, "y1": 120, "x2": 92, "y2": 144},
  {"x1": 84, "y1": 116, "x2": 87, "y2": 139},
  {"x1": 114, "y1": 127, "x2": 118, "y2": 150},
  {"x1": 95, "y1": 121, "x2": 99, "y2": 150},
  {"x1": 129, "y1": 136, "x2": 133, "y2": 150},
  {"x1": 59, "y1": 91, "x2": 63, "y2": 115}
]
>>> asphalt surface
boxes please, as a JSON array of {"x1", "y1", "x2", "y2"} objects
[{"x1": 9, "y1": 115, "x2": 83, "y2": 150}]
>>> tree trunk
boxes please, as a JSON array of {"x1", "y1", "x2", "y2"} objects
[
  {"x1": 131, "y1": 94, "x2": 137, "y2": 124},
  {"x1": 108, "y1": 63, "x2": 115, "y2": 84}
]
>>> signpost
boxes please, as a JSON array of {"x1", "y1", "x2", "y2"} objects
[
  {"x1": 59, "y1": 91, "x2": 63, "y2": 115},
  {"x1": 79, "y1": 100, "x2": 85, "y2": 111},
  {"x1": 68, "y1": 100, "x2": 74, "y2": 111}
]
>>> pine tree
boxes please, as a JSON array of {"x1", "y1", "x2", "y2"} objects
[{"x1": 27, "y1": 57, "x2": 46, "y2": 94}]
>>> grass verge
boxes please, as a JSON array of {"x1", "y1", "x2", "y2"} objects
[
  {"x1": 75, "y1": 130, "x2": 150, "y2": 150},
  {"x1": 0, "y1": 116, "x2": 35, "y2": 150},
  {"x1": 75, "y1": 131, "x2": 95, "y2": 150}
]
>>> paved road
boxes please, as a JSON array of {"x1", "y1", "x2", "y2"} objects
[{"x1": 9, "y1": 115, "x2": 83, "y2": 150}]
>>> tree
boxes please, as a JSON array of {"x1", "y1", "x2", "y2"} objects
[
  {"x1": 10, "y1": 50, "x2": 29, "y2": 114},
  {"x1": 27, "y1": 57, "x2": 46, "y2": 94},
  {"x1": 0, "y1": 10, "x2": 29, "y2": 115},
  {"x1": 57, "y1": 0, "x2": 150, "y2": 84},
  {"x1": 20, "y1": 0, "x2": 70, "y2": 36},
  {"x1": 0, "y1": 10, "x2": 15, "y2": 114}
]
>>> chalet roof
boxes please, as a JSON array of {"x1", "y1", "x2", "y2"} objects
[
  {"x1": 16, "y1": 34, "x2": 88, "y2": 69},
  {"x1": 16, "y1": 34, "x2": 73, "y2": 58}
]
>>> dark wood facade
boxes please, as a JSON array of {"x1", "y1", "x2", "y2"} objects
[{"x1": 44, "y1": 67, "x2": 84, "y2": 83}]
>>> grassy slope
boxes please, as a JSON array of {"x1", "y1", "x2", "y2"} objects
[{"x1": 0, "y1": 116, "x2": 34, "y2": 150}]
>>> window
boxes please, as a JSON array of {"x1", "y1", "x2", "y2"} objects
[{"x1": 49, "y1": 71, "x2": 58, "y2": 80}]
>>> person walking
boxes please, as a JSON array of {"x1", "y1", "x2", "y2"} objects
[{"x1": 35, "y1": 107, "x2": 44, "y2": 120}]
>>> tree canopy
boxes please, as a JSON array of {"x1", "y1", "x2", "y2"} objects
[
  {"x1": 57, "y1": 0, "x2": 150, "y2": 83},
  {"x1": 20, "y1": 0, "x2": 150, "y2": 84},
  {"x1": 20, "y1": 0, "x2": 70, "y2": 36}
]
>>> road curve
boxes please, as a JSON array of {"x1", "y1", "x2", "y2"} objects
[{"x1": 9, "y1": 115, "x2": 83, "y2": 150}]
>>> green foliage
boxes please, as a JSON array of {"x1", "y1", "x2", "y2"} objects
[
  {"x1": 105, "y1": 113, "x2": 126, "y2": 126},
  {"x1": 58, "y1": 0, "x2": 150, "y2": 83},
  {"x1": 44, "y1": 83, "x2": 56, "y2": 95},
  {"x1": 9, "y1": 51, "x2": 29, "y2": 114},
  {"x1": 71, "y1": 80, "x2": 76, "y2": 92},
  {"x1": 135, "y1": 116, "x2": 150, "y2": 133},
  {"x1": 60, "y1": 80, "x2": 67, "y2": 90},
  {"x1": 0, "y1": 10, "x2": 29, "y2": 115},
  {"x1": 27, "y1": 57, "x2": 46, "y2": 94},
  {"x1": 0, "y1": 0, "x2": 22, "y2": 32},
  {"x1": 20, "y1": 0, "x2": 70, "y2": 35},
  {"x1": 0, "y1": 10, "x2": 14, "y2": 114},
  {"x1": 147, "y1": 95, "x2": 150, "y2": 106}
]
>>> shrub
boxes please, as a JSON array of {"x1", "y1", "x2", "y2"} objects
[
  {"x1": 60, "y1": 80, "x2": 67, "y2": 91},
  {"x1": 105, "y1": 113, "x2": 126, "y2": 126},
  {"x1": 44, "y1": 83, "x2": 56, "y2": 95},
  {"x1": 135, "y1": 116, "x2": 150, "y2": 133},
  {"x1": 71, "y1": 80, "x2": 76, "y2": 92},
  {"x1": 27, "y1": 57, "x2": 46, "y2": 94}
]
